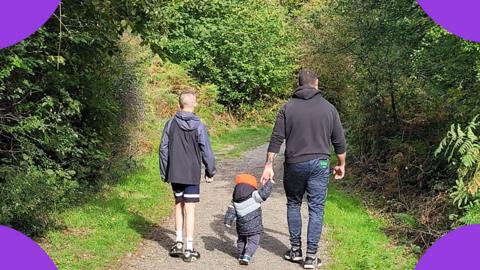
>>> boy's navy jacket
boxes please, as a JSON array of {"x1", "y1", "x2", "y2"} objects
[
  {"x1": 224, "y1": 181, "x2": 273, "y2": 236},
  {"x1": 159, "y1": 111, "x2": 216, "y2": 185}
]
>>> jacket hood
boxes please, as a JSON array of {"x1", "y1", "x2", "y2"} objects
[
  {"x1": 174, "y1": 111, "x2": 201, "y2": 131},
  {"x1": 292, "y1": 85, "x2": 320, "y2": 100},
  {"x1": 233, "y1": 183, "x2": 256, "y2": 203}
]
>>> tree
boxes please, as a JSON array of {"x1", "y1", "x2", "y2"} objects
[{"x1": 151, "y1": 0, "x2": 300, "y2": 109}]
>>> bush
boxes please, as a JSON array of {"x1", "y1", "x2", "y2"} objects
[
  {"x1": 0, "y1": 0, "x2": 293, "y2": 236},
  {"x1": 436, "y1": 116, "x2": 480, "y2": 210},
  {"x1": 153, "y1": 0, "x2": 300, "y2": 110},
  {"x1": 0, "y1": 0, "x2": 131, "y2": 234},
  {"x1": 121, "y1": 34, "x2": 238, "y2": 154},
  {"x1": 296, "y1": 0, "x2": 480, "y2": 248}
]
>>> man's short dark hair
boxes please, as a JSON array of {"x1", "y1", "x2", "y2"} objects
[{"x1": 298, "y1": 69, "x2": 318, "y2": 86}]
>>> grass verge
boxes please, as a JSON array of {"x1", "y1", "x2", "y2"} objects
[
  {"x1": 325, "y1": 184, "x2": 417, "y2": 269},
  {"x1": 42, "y1": 156, "x2": 172, "y2": 270},
  {"x1": 41, "y1": 125, "x2": 272, "y2": 270},
  {"x1": 211, "y1": 125, "x2": 271, "y2": 158}
]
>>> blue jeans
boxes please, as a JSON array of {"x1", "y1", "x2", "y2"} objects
[{"x1": 283, "y1": 158, "x2": 330, "y2": 256}]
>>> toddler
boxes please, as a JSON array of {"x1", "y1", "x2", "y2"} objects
[{"x1": 224, "y1": 174, "x2": 273, "y2": 265}]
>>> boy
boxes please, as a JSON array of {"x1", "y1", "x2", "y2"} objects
[
  {"x1": 159, "y1": 90, "x2": 216, "y2": 262},
  {"x1": 224, "y1": 174, "x2": 273, "y2": 265}
]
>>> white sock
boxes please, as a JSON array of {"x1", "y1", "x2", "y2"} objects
[
  {"x1": 176, "y1": 230, "x2": 183, "y2": 243},
  {"x1": 186, "y1": 238, "x2": 193, "y2": 250}
]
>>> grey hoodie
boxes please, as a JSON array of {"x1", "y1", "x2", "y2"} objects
[
  {"x1": 159, "y1": 111, "x2": 216, "y2": 184},
  {"x1": 268, "y1": 86, "x2": 347, "y2": 163}
]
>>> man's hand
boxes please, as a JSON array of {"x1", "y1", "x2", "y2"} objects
[
  {"x1": 333, "y1": 153, "x2": 346, "y2": 180},
  {"x1": 333, "y1": 165, "x2": 345, "y2": 180},
  {"x1": 261, "y1": 152, "x2": 277, "y2": 184},
  {"x1": 261, "y1": 165, "x2": 274, "y2": 185}
]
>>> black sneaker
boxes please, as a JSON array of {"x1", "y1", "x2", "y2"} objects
[
  {"x1": 182, "y1": 249, "x2": 200, "y2": 262},
  {"x1": 304, "y1": 256, "x2": 320, "y2": 269},
  {"x1": 284, "y1": 247, "x2": 303, "y2": 263},
  {"x1": 169, "y1": 242, "x2": 183, "y2": 257}
]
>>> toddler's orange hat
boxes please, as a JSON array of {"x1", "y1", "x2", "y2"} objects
[{"x1": 235, "y1": 174, "x2": 258, "y2": 189}]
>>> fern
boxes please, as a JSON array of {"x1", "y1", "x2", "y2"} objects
[{"x1": 436, "y1": 115, "x2": 480, "y2": 209}]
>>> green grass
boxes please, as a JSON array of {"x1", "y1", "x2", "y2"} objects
[
  {"x1": 325, "y1": 185, "x2": 417, "y2": 270},
  {"x1": 210, "y1": 125, "x2": 271, "y2": 157},
  {"x1": 41, "y1": 124, "x2": 417, "y2": 270},
  {"x1": 41, "y1": 125, "x2": 272, "y2": 270},
  {"x1": 42, "y1": 156, "x2": 172, "y2": 270}
]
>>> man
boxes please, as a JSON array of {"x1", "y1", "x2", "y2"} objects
[
  {"x1": 261, "y1": 69, "x2": 347, "y2": 269},
  {"x1": 159, "y1": 90, "x2": 216, "y2": 262}
]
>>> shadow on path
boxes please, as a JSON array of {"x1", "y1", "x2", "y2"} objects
[
  {"x1": 202, "y1": 214, "x2": 238, "y2": 258},
  {"x1": 127, "y1": 212, "x2": 176, "y2": 253},
  {"x1": 204, "y1": 214, "x2": 290, "y2": 259}
]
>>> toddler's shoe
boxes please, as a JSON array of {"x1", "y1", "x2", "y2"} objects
[{"x1": 239, "y1": 255, "x2": 251, "y2": 265}]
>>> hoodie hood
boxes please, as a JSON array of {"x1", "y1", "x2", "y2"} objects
[
  {"x1": 233, "y1": 183, "x2": 256, "y2": 203},
  {"x1": 174, "y1": 111, "x2": 201, "y2": 131},
  {"x1": 292, "y1": 85, "x2": 320, "y2": 100}
]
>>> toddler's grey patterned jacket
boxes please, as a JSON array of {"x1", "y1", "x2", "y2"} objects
[{"x1": 224, "y1": 181, "x2": 273, "y2": 236}]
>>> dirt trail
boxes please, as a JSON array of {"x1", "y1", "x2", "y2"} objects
[{"x1": 116, "y1": 145, "x2": 329, "y2": 269}]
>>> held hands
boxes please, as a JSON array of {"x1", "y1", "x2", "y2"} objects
[{"x1": 261, "y1": 165, "x2": 275, "y2": 185}]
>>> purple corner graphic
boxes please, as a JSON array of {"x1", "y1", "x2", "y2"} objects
[
  {"x1": 0, "y1": 0, "x2": 61, "y2": 49},
  {"x1": 415, "y1": 224, "x2": 480, "y2": 270},
  {"x1": 418, "y1": 0, "x2": 480, "y2": 43},
  {"x1": 0, "y1": 226, "x2": 57, "y2": 270}
]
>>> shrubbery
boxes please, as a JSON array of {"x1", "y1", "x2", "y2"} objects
[
  {"x1": 3, "y1": 0, "x2": 288, "y2": 234},
  {"x1": 436, "y1": 116, "x2": 480, "y2": 212},
  {"x1": 0, "y1": 1, "x2": 129, "y2": 234},
  {"x1": 120, "y1": 33, "x2": 237, "y2": 154},
  {"x1": 297, "y1": 0, "x2": 480, "y2": 247},
  {"x1": 151, "y1": 0, "x2": 300, "y2": 110}
]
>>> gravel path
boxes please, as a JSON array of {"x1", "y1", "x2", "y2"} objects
[{"x1": 115, "y1": 145, "x2": 329, "y2": 270}]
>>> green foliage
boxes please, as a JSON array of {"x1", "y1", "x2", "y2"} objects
[
  {"x1": 3, "y1": 0, "x2": 288, "y2": 233},
  {"x1": 394, "y1": 213, "x2": 418, "y2": 229},
  {"x1": 325, "y1": 186, "x2": 417, "y2": 269},
  {"x1": 43, "y1": 154, "x2": 172, "y2": 270},
  {"x1": 279, "y1": 0, "x2": 310, "y2": 15},
  {"x1": 0, "y1": 0, "x2": 129, "y2": 234},
  {"x1": 123, "y1": 32, "x2": 239, "y2": 147},
  {"x1": 460, "y1": 204, "x2": 480, "y2": 224},
  {"x1": 301, "y1": 0, "x2": 480, "y2": 181},
  {"x1": 298, "y1": 0, "x2": 480, "y2": 247},
  {"x1": 152, "y1": 0, "x2": 300, "y2": 110},
  {"x1": 436, "y1": 116, "x2": 480, "y2": 209},
  {"x1": 42, "y1": 123, "x2": 272, "y2": 269}
]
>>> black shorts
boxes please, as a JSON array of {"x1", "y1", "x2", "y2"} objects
[{"x1": 171, "y1": 183, "x2": 200, "y2": 203}]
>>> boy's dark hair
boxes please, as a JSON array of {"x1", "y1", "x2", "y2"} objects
[{"x1": 298, "y1": 69, "x2": 318, "y2": 86}]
